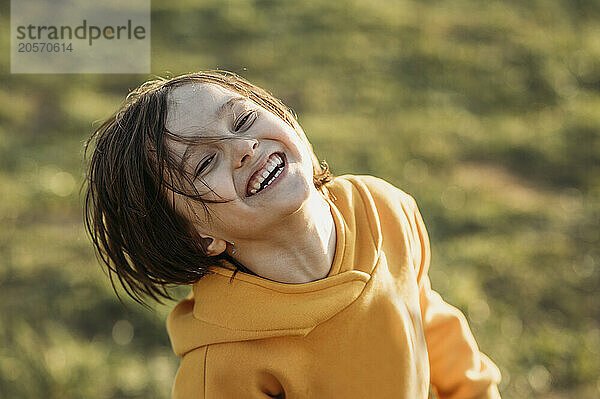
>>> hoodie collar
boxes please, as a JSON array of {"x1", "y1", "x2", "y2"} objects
[{"x1": 168, "y1": 175, "x2": 382, "y2": 355}]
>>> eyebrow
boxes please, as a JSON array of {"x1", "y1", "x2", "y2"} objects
[{"x1": 215, "y1": 96, "x2": 247, "y2": 120}]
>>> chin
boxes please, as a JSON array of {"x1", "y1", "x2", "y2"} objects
[{"x1": 276, "y1": 173, "x2": 313, "y2": 213}]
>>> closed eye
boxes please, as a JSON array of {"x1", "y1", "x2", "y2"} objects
[
  {"x1": 194, "y1": 154, "x2": 216, "y2": 179},
  {"x1": 235, "y1": 110, "x2": 257, "y2": 132}
]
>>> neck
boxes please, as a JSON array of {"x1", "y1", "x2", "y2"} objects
[{"x1": 229, "y1": 187, "x2": 337, "y2": 283}]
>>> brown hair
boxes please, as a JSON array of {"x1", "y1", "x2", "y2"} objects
[{"x1": 83, "y1": 70, "x2": 334, "y2": 305}]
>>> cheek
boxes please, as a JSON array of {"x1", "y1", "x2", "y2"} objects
[
  {"x1": 194, "y1": 178, "x2": 225, "y2": 200},
  {"x1": 290, "y1": 133, "x2": 314, "y2": 171},
  {"x1": 194, "y1": 171, "x2": 238, "y2": 202},
  {"x1": 279, "y1": 127, "x2": 309, "y2": 159}
]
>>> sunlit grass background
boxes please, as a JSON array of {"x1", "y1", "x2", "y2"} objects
[{"x1": 1, "y1": 0, "x2": 599, "y2": 398}]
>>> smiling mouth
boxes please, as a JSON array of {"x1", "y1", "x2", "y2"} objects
[{"x1": 246, "y1": 153, "x2": 285, "y2": 197}]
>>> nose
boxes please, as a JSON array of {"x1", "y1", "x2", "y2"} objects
[{"x1": 234, "y1": 138, "x2": 258, "y2": 168}]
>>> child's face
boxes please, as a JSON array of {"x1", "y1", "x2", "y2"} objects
[{"x1": 165, "y1": 83, "x2": 317, "y2": 247}]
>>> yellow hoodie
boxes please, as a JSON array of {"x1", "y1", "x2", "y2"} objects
[{"x1": 167, "y1": 174, "x2": 501, "y2": 399}]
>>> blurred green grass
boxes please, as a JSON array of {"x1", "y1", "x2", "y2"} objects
[{"x1": 1, "y1": 0, "x2": 599, "y2": 398}]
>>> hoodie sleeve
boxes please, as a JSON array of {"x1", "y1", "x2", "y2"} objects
[{"x1": 406, "y1": 195, "x2": 502, "y2": 399}]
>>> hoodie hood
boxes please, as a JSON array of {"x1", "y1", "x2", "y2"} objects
[{"x1": 167, "y1": 175, "x2": 382, "y2": 356}]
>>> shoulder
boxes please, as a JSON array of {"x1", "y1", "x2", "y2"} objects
[
  {"x1": 330, "y1": 174, "x2": 418, "y2": 212},
  {"x1": 330, "y1": 175, "x2": 427, "y2": 251},
  {"x1": 333, "y1": 175, "x2": 431, "y2": 281}
]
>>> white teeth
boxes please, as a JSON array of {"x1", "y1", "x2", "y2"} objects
[{"x1": 248, "y1": 153, "x2": 285, "y2": 197}]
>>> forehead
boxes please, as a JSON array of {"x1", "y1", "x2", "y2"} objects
[{"x1": 165, "y1": 83, "x2": 240, "y2": 137}]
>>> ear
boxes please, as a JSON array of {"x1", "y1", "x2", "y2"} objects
[{"x1": 199, "y1": 235, "x2": 227, "y2": 257}]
